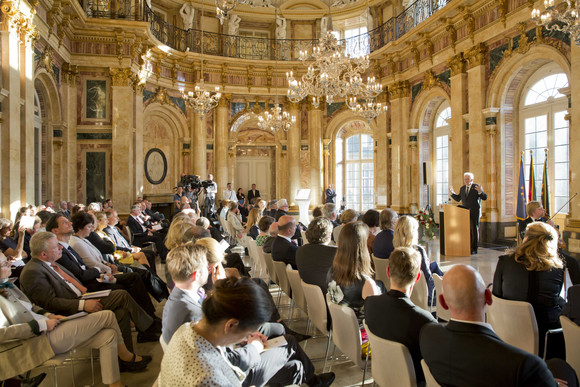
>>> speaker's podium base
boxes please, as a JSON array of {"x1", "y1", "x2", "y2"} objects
[{"x1": 440, "y1": 204, "x2": 471, "y2": 256}]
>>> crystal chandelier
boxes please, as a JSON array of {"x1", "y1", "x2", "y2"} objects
[
  {"x1": 286, "y1": 2, "x2": 384, "y2": 109},
  {"x1": 532, "y1": 0, "x2": 580, "y2": 45},
  {"x1": 257, "y1": 7, "x2": 296, "y2": 132},
  {"x1": 181, "y1": 0, "x2": 221, "y2": 116}
]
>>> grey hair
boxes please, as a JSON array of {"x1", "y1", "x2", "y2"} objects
[
  {"x1": 30, "y1": 231, "x2": 57, "y2": 258},
  {"x1": 277, "y1": 199, "x2": 288, "y2": 208},
  {"x1": 322, "y1": 203, "x2": 337, "y2": 219},
  {"x1": 464, "y1": 172, "x2": 474, "y2": 180}
]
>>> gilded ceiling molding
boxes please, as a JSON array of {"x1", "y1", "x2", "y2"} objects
[
  {"x1": 421, "y1": 70, "x2": 442, "y2": 91},
  {"x1": 419, "y1": 33, "x2": 434, "y2": 65},
  {"x1": 408, "y1": 41, "x2": 420, "y2": 71},
  {"x1": 446, "y1": 52, "x2": 465, "y2": 76},
  {"x1": 464, "y1": 42, "x2": 487, "y2": 69},
  {"x1": 218, "y1": 94, "x2": 230, "y2": 108},
  {"x1": 442, "y1": 18, "x2": 457, "y2": 52},
  {"x1": 109, "y1": 67, "x2": 134, "y2": 87},
  {"x1": 459, "y1": 7, "x2": 476, "y2": 43},
  {"x1": 495, "y1": 0, "x2": 507, "y2": 27},
  {"x1": 388, "y1": 80, "x2": 410, "y2": 100},
  {"x1": 151, "y1": 87, "x2": 172, "y2": 105},
  {"x1": 514, "y1": 22, "x2": 531, "y2": 54},
  {"x1": 1, "y1": 0, "x2": 39, "y2": 44},
  {"x1": 61, "y1": 62, "x2": 78, "y2": 84},
  {"x1": 36, "y1": 45, "x2": 55, "y2": 75}
]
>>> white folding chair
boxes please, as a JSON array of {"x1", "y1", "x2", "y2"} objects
[
  {"x1": 364, "y1": 322, "x2": 416, "y2": 387},
  {"x1": 159, "y1": 335, "x2": 168, "y2": 352},
  {"x1": 273, "y1": 261, "x2": 293, "y2": 311},
  {"x1": 301, "y1": 280, "x2": 332, "y2": 371},
  {"x1": 410, "y1": 273, "x2": 429, "y2": 311},
  {"x1": 301, "y1": 229, "x2": 309, "y2": 245},
  {"x1": 327, "y1": 295, "x2": 369, "y2": 386},
  {"x1": 262, "y1": 251, "x2": 278, "y2": 285},
  {"x1": 560, "y1": 315, "x2": 580, "y2": 376},
  {"x1": 372, "y1": 255, "x2": 390, "y2": 291},
  {"x1": 421, "y1": 359, "x2": 442, "y2": 387},
  {"x1": 432, "y1": 274, "x2": 449, "y2": 321},
  {"x1": 287, "y1": 266, "x2": 309, "y2": 329}
]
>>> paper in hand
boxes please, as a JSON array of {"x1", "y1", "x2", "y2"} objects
[{"x1": 262, "y1": 336, "x2": 288, "y2": 352}]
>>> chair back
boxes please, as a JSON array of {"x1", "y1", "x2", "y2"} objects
[
  {"x1": 159, "y1": 335, "x2": 168, "y2": 352},
  {"x1": 372, "y1": 255, "x2": 390, "y2": 291},
  {"x1": 125, "y1": 226, "x2": 133, "y2": 244},
  {"x1": 487, "y1": 295, "x2": 539, "y2": 355},
  {"x1": 364, "y1": 322, "x2": 416, "y2": 387},
  {"x1": 327, "y1": 295, "x2": 365, "y2": 369},
  {"x1": 273, "y1": 261, "x2": 292, "y2": 297},
  {"x1": 421, "y1": 359, "x2": 441, "y2": 387},
  {"x1": 287, "y1": 267, "x2": 307, "y2": 312},
  {"x1": 410, "y1": 272, "x2": 429, "y2": 311},
  {"x1": 262, "y1": 251, "x2": 278, "y2": 283},
  {"x1": 301, "y1": 230, "x2": 309, "y2": 245},
  {"x1": 560, "y1": 315, "x2": 580, "y2": 376},
  {"x1": 432, "y1": 274, "x2": 448, "y2": 321},
  {"x1": 301, "y1": 280, "x2": 329, "y2": 335}
]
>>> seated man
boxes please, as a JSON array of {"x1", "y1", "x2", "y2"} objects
[
  {"x1": 0, "y1": 252, "x2": 151, "y2": 384},
  {"x1": 420, "y1": 264, "x2": 578, "y2": 387},
  {"x1": 296, "y1": 217, "x2": 336, "y2": 295},
  {"x1": 262, "y1": 222, "x2": 278, "y2": 254},
  {"x1": 126, "y1": 205, "x2": 168, "y2": 262},
  {"x1": 271, "y1": 215, "x2": 298, "y2": 269},
  {"x1": 365, "y1": 247, "x2": 436, "y2": 383},
  {"x1": 373, "y1": 208, "x2": 398, "y2": 259},
  {"x1": 19, "y1": 232, "x2": 159, "y2": 352},
  {"x1": 162, "y1": 244, "x2": 335, "y2": 387}
]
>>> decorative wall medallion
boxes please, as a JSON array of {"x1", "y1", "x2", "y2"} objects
[{"x1": 144, "y1": 148, "x2": 167, "y2": 185}]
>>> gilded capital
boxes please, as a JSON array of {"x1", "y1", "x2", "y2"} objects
[
  {"x1": 1, "y1": 1, "x2": 38, "y2": 44},
  {"x1": 388, "y1": 80, "x2": 410, "y2": 100},
  {"x1": 218, "y1": 94, "x2": 231, "y2": 108},
  {"x1": 464, "y1": 43, "x2": 487, "y2": 69},
  {"x1": 447, "y1": 53, "x2": 465, "y2": 76},
  {"x1": 109, "y1": 67, "x2": 133, "y2": 87},
  {"x1": 422, "y1": 70, "x2": 441, "y2": 91},
  {"x1": 62, "y1": 62, "x2": 78, "y2": 84}
]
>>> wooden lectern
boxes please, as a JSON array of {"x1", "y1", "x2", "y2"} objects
[{"x1": 439, "y1": 204, "x2": 471, "y2": 256}]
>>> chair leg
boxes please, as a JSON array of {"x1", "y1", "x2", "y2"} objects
[
  {"x1": 53, "y1": 365, "x2": 58, "y2": 386},
  {"x1": 323, "y1": 330, "x2": 332, "y2": 372},
  {"x1": 361, "y1": 347, "x2": 370, "y2": 386},
  {"x1": 306, "y1": 318, "x2": 311, "y2": 335},
  {"x1": 70, "y1": 351, "x2": 76, "y2": 387}
]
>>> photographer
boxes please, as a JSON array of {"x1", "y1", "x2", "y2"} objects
[{"x1": 203, "y1": 174, "x2": 217, "y2": 219}]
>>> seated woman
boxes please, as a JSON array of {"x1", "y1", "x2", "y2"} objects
[
  {"x1": 244, "y1": 208, "x2": 262, "y2": 240},
  {"x1": 362, "y1": 209, "x2": 380, "y2": 255},
  {"x1": 0, "y1": 218, "x2": 27, "y2": 263},
  {"x1": 393, "y1": 215, "x2": 443, "y2": 307},
  {"x1": 373, "y1": 208, "x2": 398, "y2": 259},
  {"x1": 493, "y1": 222, "x2": 565, "y2": 358},
  {"x1": 256, "y1": 216, "x2": 275, "y2": 247},
  {"x1": 0, "y1": 251, "x2": 151, "y2": 386},
  {"x1": 70, "y1": 212, "x2": 117, "y2": 274}
]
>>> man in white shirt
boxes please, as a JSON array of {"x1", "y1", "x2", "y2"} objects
[{"x1": 223, "y1": 182, "x2": 238, "y2": 203}]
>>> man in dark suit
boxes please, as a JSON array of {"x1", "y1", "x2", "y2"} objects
[
  {"x1": 247, "y1": 184, "x2": 261, "y2": 205},
  {"x1": 271, "y1": 215, "x2": 298, "y2": 269},
  {"x1": 420, "y1": 264, "x2": 575, "y2": 387},
  {"x1": 450, "y1": 172, "x2": 487, "y2": 254},
  {"x1": 366, "y1": 247, "x2": 436, "y2": 383},
  {"x1": 325, "y1": 184, "x2": 336, "y2": 204},
  {"x1": 19, "y1": 232, "x2": 159, "y2": 352},
  {"x1": 126, "y1": 204, "x2": 168, "y2": 261},
  {"x1": 519, "y1": 200, "x2": 553, "y2": 240},
  {"x1": 296, "y1": 217, "x2": 336, "y2": 294}
]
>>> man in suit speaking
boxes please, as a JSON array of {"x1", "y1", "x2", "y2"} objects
[{"x1": 449, "y1": 172, "x2": 487, "y2": 254}]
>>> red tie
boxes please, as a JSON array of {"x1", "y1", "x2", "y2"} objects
[{"x1": 51, "y1": 263, "x2": 87, "y2": 294}]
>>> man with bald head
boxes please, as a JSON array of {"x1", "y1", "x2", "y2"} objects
[
  {"x1": 420, "y1": 265, "x2": 573, "y2": 387},
  {"x1": 262, "y1": 222, "x2": 279, "y2": 254},
  {"x1": 271, "y1": 215, "x2": 298, "y2": 269}
]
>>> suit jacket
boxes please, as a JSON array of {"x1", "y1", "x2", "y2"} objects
[
  {"x1": 450, "y1": 184, "x2": 487, "y2": 216},
  {"x1": 247, "y1": 189, "x2": 260, "y2": 204},
  {"x1": 373, "y1": 229, "x2": 394, "y2": 259},
  {"x1": 0, "y1": 285, "x2": 54, "y2": 379},
  {"x1": 20, "y1": 258, "x2": 83, "y2": 315},
  {"x1": 57, "y1": 243, "x2": 101, "y2": 285},
  {"x1": 325, "y1": 189, "x2": 336, "y2": 203},
  {"x1": 126, "y1": 215, "x2": 147, "y2": 238},
  {"x1": 274, "y1": 209, "x2": 287, "y2": 221},
  {"x1": 518, "y1": 216, "x2": 548, "y2": 239},
  {"x1": 365, "y1": 290, "x2": 436, "y2": 382},
  {"x1": 103, "y1": 225, "x2": 132, "y2": 252},
  {"x1": 563, "y1": 285, "x2": 580, "y2": 325},
  {"x1": 420, "y1": 320, "x2": 556, "y2": 387},
  {"x1": 162, "y1": 287, "x2": 203, "y2": 344},
  {"x1": 271, "y1": 236, "x2": 298, "y2": 269},
  {"x1": 296, "y1": 243, "x2": 336, "y2": 294}
]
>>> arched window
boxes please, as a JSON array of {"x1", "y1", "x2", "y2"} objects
[
  {"x1": 433, "y1": 104, "x2": 451, "y2": 207},
  {"x1": 336, "y1": 130, "x2": 374, "y2": 211},
  {"x1": 520, "y1": 64, "x2": 569, "y2": 213}
]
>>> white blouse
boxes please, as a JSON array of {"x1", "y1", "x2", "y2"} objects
[{"x1": 69, "y1": 236, "x2": 111, "y2": 274}]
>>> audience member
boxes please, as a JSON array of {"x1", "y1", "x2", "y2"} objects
[
  {"x1": 296, "y1": 217, "x2": 336, "y2": 294},
  {"x1": 271, "y1": 215, "x2": 298, "y2": 269},
  {"x1": 274, "y1": 199, "x2": 289, "y2": 221},
  {"x1": 237, "y1": 188, "x2": 245, "y2": 206},
  {"x1": 362, "y1": 209, "x2": 380, "y2": 255},
  {"x1": 333, "y1": 209, "x2": 358, "y2": 245},
  {"x1": 421, "y1": 264, "x2": 577, "y2": 387},
  {"x1": 365, "y1": 247, "x2": 436, "y2": 383},
  {"x1": 267, "y1": 200, "x2": 278, "y2": 218},
  {"x1": 373, "y1": 208, "x2": 397, "y2": 259},
  {"x1": 223, "y1": 182, "x2": 238, "y2": 203},
  {"x1": 321, "y1": 203, "x2": 339, "y2": 227},
  {"x1": 256, "y1": 216, "x2": 275, "y2": 247},
  {"x1": 228, "y1": 201, "x2": 245, "y2": 242},
  {"x1": 245, "y1": 208, "x2": 262, "y2": 240},
  {"x1": 312, "y1": 206, "x2": 323, "y2": 218},
  {"x1": 0, "y1": 218, "x2": 27, "y2": 262},
  {"x1": 126, "y1": 205, "x2": 168, "y2": 262},
  {"x1": 562, "y1": 285, "x2": 580, "y2": 325},
  {"x1": 247, "y1": 184, "x2": 261, "y2": 205}
]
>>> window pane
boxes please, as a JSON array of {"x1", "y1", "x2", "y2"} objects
[
  {"x1": 336, "y1": 137, "x2": 343, "y2": 163},
  {"x1": 524, "y1": 73, "x2": 569, "y2": 105},
  {"x1": 346, "y1": 135, "x2": 359, "y2": 160},
  {"x1": 361, "y1": 135, "x2": 373, "y2": 159},
  {"x1": 554, "y1": 146, "x2": 568, "y2": 162},
  {"x1": 554, "y1": 127, "x2": 568, "y2": 146}
]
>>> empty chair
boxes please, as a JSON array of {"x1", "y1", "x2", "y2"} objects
[
  {"x1": 433, "y1": 274, "x2": 449, "y2": 321},
  {"x1": 262, "y1": 251, "x2": 278, "y2": 284},
  {"x1": 487, "y1": 295, "x2": 539, "y2": 355},
  {"x1": 372, "y1": 255, "x2": 390, "y2": 291},
  {"x1": 301, "y1": 280, "x2": 332, "y2": 371},
  {"x1": 273, "y1": 261, "x2": 293, "y2": 310},
  {"x1": 410, "y1": 272, "x2": 429, "y2": 311},
  {"x1": 560, "y1": 315, "x2": 580, "y2": 376},
  {"x1": 364, "y1": 322, "x2": 416, "y2": 387},
  {"x1": 421, "y1": 359, "x2": 442, "y2": 387},
  {"x1": 287, "y1": 266, "x2": 309, "y2": 329},
  {"x1": 327, "y1": 295, "x2": 369, "y2": 385}
]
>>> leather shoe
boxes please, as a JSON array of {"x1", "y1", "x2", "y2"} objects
[
  {"x1": 119, "y1": 354, "x2": 148, "y2": 373},
  {"x1": 308, "y1": 372, "x2": 335, "y2": 387},
  {"x1": 137, "y1": 331, "x2": 159, "y2": 343},
  {"x1": 280, "y1": 320, "x2": 311, "y2": 342}
]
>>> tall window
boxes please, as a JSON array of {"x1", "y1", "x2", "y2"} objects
[
  {"x1": 521, "y1": 67, "x2": 569, "y2": 213},
  {"x1": 434, "y1": 105, "x2": 451, "y2": 206},
  {"x1": 336, "y1": 132, "x2": 374, "y2": 211}
]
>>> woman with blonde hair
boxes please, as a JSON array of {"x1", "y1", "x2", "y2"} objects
[
  {"x1": 164, "y1": 221, "x2": 195, "y2": 251},
  {"x1": 393, "y1": 215, "x2": 443, "y2": 307},
  {"x1": 493, "y1": 222, "x2": 565, "y2": 358},
  {"x1": 245, "y1": 208, "x2": 262, "y2": 240}
]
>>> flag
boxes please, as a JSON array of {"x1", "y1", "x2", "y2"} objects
[
  {"x1": 516, "y1": 153, "x2": 527, "y2": 221},
  {"x1": 541, "y1": 150, "x2": 550, "y2": 216},
  {"x1": 528, "y1": 151, "x2": 536, "y2": 202}
]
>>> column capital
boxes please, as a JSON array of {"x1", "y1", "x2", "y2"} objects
[
  {"x1": 464, "y1": 43, "x2": 488, "y2": 70},
  {"x1": 1, "y1": 0, "x2": 38, "y2": 44},
  {"x1": 218, "y1": 94, "x2": 231, "y2": 108},
  {"x1": 109, "y1": 67, "x2": 134, "y2": 87},
  {"x1": 388, "y1": 80, "x2": 410, "y2": 100},
  {"x1": 447, "y1": 53, "x2": 466, "y2": 76}
]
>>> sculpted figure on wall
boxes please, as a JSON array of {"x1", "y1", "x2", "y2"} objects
[
  {"x1": 228, "y1": 14, "x2": 241, "y2": 36},
  {"x1": 276, "y1": 15, "x2": 286, "y2": 40},
  {"x1": 180, "y1": 2, "x2": 195, "y2": 30}
]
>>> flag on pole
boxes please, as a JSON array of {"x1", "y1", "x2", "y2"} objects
[
  {"x1": 541, "y1": 149, "x2": 550, "y2": 216},
  {"x1": 528, "y1": 150, "x2": 536, "y2": 202},
  {"x1": 517, "y1": 152, "x2": 527, "y2": 220}
]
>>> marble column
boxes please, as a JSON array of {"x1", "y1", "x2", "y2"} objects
[
  {"x1": 134, "y1": 84, "x2": 144, "y2": 198},
  {"x1": 388, "y1": 81, "x2": 410, "y2": 213},
  {"x1": 214, "y1": 95, "x2": 230, "y2": 195},
  {"x1": 190, "y1": 112, "x2": 206, "y2": 177},
  {"x1": 287, "y1": 101, "x2": 301, "y2": 205},
  {"x1": 110, "y1": 68, "x2": 136, "y2": 212},
  {"x1": 61, "y1": 64, "x2": 78, "y2": 202},
  {"x1": 566, "y1": 42, "x2": 580, "y2": 238},
  {"x1": 465, "y1": 43, "x2": 488, "y2": 220},
  {"x1": 408, "y1": 129, "x2": 419, "y2": 211},
  {"x1": 483, "y1": 108, "x2": 500, "y2": 227},
  {"x1": 308, "y1": 99, "x2": 323, "y2": 205},
  {"x1": 447, "y1": 53, "x2": 468, "y2": 186},
  {"x1": 20, "y1": 41, "x2": 34, "y2": 204},
  {"x1": 374, "y1": 95, "x2": 388, "y2": 209}
]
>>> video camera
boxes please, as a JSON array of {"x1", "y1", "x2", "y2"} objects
[{"x1": 180, "y1": 175, "x2": 202, "y2": 190}]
